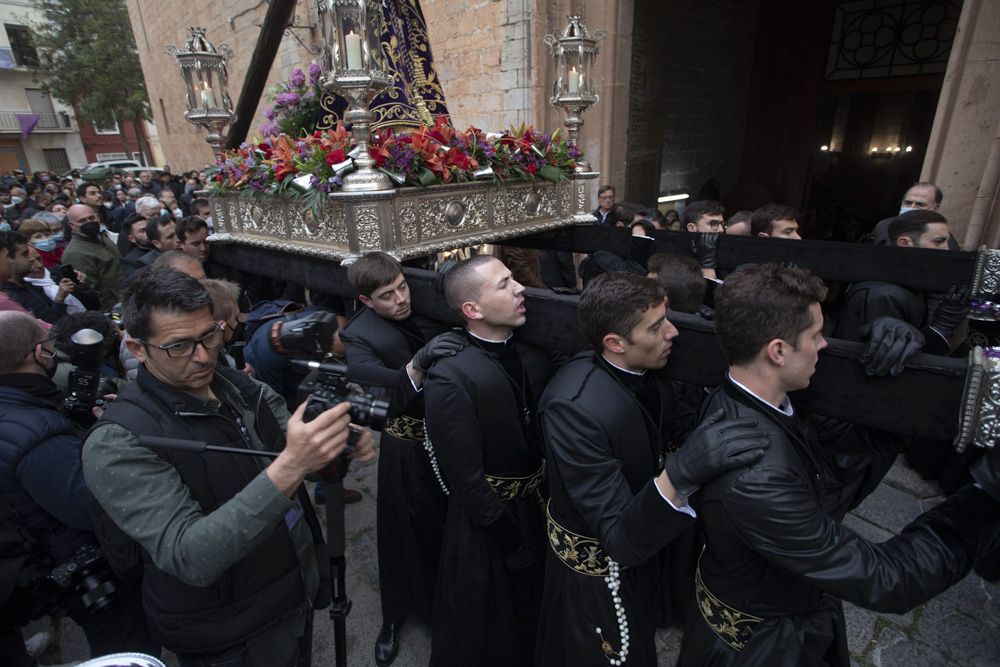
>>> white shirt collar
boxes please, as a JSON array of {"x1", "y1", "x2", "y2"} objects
[
  {"x1": 467, "y1": 329, "x2": 513, "y2": 345},
  {"x1": 601, "y1": 355, "x2": 645, "y2": 376},
  {"x1": 727, "y1": 373, "x2": 794, "y2": 416}
]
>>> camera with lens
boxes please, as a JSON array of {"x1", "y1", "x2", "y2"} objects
[
  {"x1": 49, "y1": 544, "x2": 116, "y2": 613},
  {"x1": 292, "y1": 360, "x2": 388, "y2": 480},
  {"x1": 63, "y1": 328, "x2": 117, "y2": 425}
]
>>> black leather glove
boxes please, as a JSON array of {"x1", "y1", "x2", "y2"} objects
[
  {"x1": 970, "y1": 445, "x2": 1000, "y2": 503},
  {"x1": 691, "y1": 232, "x2": 720, "y2": 269},
  {"x1": 411, "y1": 330, "x2": 466, "y2": 372},
  {"x1": 928, "y1": 283, "x2": 969, "y2": 340},
  {"x1": 665, "y1": 411, "x2": 769, "y2": 500},
  {"x1": 857, "y1": 316, "x2": 925, "y2": 377}
]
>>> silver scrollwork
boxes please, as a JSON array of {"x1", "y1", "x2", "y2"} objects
[{"x1": 955, "y1": 346, "x2": 1000, "y2": 452}]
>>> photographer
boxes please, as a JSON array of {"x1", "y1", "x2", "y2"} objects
[
  {"x1": 82, "y1": 269, "x2": 375, "y2": 667},
  {"x1": 0, "y1": 311, "x2": 156, "y2": 666}
]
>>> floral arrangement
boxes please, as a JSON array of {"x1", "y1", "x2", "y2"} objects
[
  {"x1": 211, "y1": 118, "x2": 582, "y2": 207},
  {"x1": 260, "y1": 63, "x2": 324, "y2": 138}
]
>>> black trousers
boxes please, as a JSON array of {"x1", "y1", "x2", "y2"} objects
[{"x1": 176, "y1": 611, "x2": 312, "y2": 667}]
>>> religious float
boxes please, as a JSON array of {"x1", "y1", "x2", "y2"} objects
[{"x1": 165, "y1": 2, "x2": 1000, "y2": 454}]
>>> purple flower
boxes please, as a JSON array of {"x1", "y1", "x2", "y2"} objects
[
  {"x1": 290, "y1": 68, "x2": 306, "y2": 88},
  {"x1": 264, "y1": 106, "x2": 276, "y2": 121},
  {"x1": 309, "y1": 62, "x2": 323, "y2": 87},
  {"x1": 275, "y1": 92, "x2": 300, "y2": 108},
  {"x1": 260, "y1": 123, "x2": 280, "y2": 137}
]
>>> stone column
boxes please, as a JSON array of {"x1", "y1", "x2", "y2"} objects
[{"x1": 921, "y1": 0, "x2": 1000, "y2": 249}]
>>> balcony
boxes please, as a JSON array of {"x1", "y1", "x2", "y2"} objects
[{"x1": 0, "y1": 111, "x2": 74, "y2": 134}]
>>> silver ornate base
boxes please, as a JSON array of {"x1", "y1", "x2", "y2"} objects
[{"x1": 209, "y1": 173, "x2": 598, "y2": 261}]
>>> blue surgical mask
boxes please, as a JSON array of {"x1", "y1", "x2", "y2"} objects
[
  {"x1": 160, "y1": 208, "x2": 169, "y2": 217},
  {"x1": 32, "y1": 237, "x2": 56, "y2": 252},
  {"x1": 10, "y1": 196, "x2": 22, "y2": 206},
  {"x1": 899, "y1": 207, "x2": 915, "y2": 215},
  {"x1": 0, "y1": 222, "x2": 10, "y2": 232}
]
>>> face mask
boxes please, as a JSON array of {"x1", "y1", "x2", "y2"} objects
[
  {"x1": 899, "y1": 207, "x2": 915, "y2": 215},
  {"x1": 11, "y1": 196, "x2": 23, "y2": 206},
  {"x1": 103, "y1": 201, "x2": 112, "y2": 208},
  {"x1": 40, "y1": 175, "x2": 49, "y2": 182},
  {"x1": 34, "y1": 350, "x2": 57, "y2": 379},
  {"x1": 0, "y1": 222, "x2": 9, "y2": 232},
  {"x1": 172, "y1": 209, "x2": 183, "y2": 220},
  {"x1": 160, "y1": 208, "x2": 169, "y2": 217},
  {"x1": 80, "y1": 220, "x2": 100, "y2": 239},
  {"x1": 32, "y1": 237, "x2": 56, "y2": 252}
]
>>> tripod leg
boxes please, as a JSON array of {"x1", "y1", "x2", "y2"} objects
[{"x1": 325, "y1": 477, "x2": 351, "y2": 667}]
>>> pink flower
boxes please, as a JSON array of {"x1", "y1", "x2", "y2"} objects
[{"x1": 290, "y1": 68, "x2": 306, "y2": 88}]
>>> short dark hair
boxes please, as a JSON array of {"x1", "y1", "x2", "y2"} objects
[
  {"x1": 682, "y1": 200, "x2": 725, "y2": 227},
  {"x1": 347, "y1": 251, "x2": 402, "y2": 297},
  {"x1": 0, "y1": 312, "x2": 46, "y2": 374},
  {"x1": 910, "y1": 181, "x2": 943, "y2": 205},
  {"x1": 442, "y1": 254, "x2": 498, "y2": 312},
  {"x1": 145, "y1": 215, "x2": 173, "y2": 243},
  {"x1": 0, "y1": 230, "x2": 27, "y2": 258},
  {"x1": 646, "y1": 254, "x2": 705, "y2": 313},
  {"x1": 123, "y1": 213, "x2": 146, "y2": 235},
  {"x1": 151, "y1": 249, "x2": 203, "y2": 273},
  {"x1": 598, "y1": 185, "x2": 615, "y2": 197},
  {"x1": 175, "y1": 215, "x2": 208, "y2": 242},
  {"x1": 751, "y1": 204, "x2": 799, "y2": 236},
  {"x1": 191, "y1": 197, "x2": 211, "y2": 212},
  {"x1": 76, "y1": 182, "x2": 101, "y2": 197},
  {"x1": 715, "y1": 263, "x2": 827, "y2": 366},
  {"x1": 727, "y1": 210, "x2": 752, "y2": 227},
  {"x1": 578, "y1": 272, "x2": 664, "y2": 352},
  {"x1": 121, "y1": 268, "x2": 214, "y2": 341},
  {"x1": 888, "y1": 210, "x2": 948, "y2": 244}
]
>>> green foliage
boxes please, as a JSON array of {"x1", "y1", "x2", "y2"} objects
[{"x1": 29, "y1": 0, "x2": 150, "y2": 128}]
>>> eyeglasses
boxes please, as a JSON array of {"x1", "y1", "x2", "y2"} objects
[
  {"x1": 35, "y1": 333, "x2": 57, "y2": 360},
  {"x1": 141, "y1": 322, "x2": 225, "y2": 358}
]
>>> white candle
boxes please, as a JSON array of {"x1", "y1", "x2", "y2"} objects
[
  {"x1": 201, "y1": 82, "x2": 217, "y2": 108},
  {"x1": 345, "y1": 31, "x2": 363, "y2": 70},
  {"x1": 567, "y1": 67, "x2": 580, "y2": 94}
]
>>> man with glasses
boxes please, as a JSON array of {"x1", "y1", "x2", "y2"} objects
[
  {"x1": 0, "y1": 311, "x2": 158, "y2": 665},
  {"x1": 82, "y1": 269, "x2": 376, "y2": 667}
]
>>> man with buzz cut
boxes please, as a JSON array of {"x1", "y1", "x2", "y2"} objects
[
  {"x1": 339, "y1": 251, "x2": 465, "y2": 666},
  {"x1": 678, "y1": 263, "x2": 1000, "y2": 666},
  {"x1": 425, "y1": 254, "x2": 551, "y2": 667},
  {"x1": 536, "y1": 272, "x2": 769, "y2": 666}
]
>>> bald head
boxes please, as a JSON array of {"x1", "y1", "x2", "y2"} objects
[
  {"x1": 151, "y1": 249, "x2": 206, "y2": 279},
  {"x1": 0, "y1": 311, "x2": 46, "y2": 374},
  {"x1": 66, "y1": 204, "x2": 100, "y2": 233}
]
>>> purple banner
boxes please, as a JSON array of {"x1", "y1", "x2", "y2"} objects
[{"x1": 16, "y1": 113, "x2": 39, "y2": 139}]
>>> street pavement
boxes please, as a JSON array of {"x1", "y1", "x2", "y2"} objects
[{"x1": 28, "y1": 454, "x2": 1000, "y2": 666}]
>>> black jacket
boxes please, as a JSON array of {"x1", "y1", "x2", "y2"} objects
[
  {"x1": 537, "y1": 353, "x2": 696, "y2": 666},
  {"x1": 678, "y1": 380, "x2": 1000, "y2": 666},
  {"x1": 833, "y1": 280, "x2": 951, "y2": 354},
  {"x1": 1, "y1": 279, "x2": 67, "y2": 324}
]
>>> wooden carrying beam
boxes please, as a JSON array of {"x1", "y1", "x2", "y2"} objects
[
  {"x1": 211, "y1": 243, "x2": 967, "y2": 441},
  {"x1": 503, "y1": 226, "x2": 977, "y2": 293},
  {"x1": 225, "y1": 0, "x2": 299, "y2": 149}
]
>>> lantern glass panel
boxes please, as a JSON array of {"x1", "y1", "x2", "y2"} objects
[
  {"x1": 182, "y1": 65, "x2": 197, "y2": 113},
  {"x1": 339, "y1": 9, "x2": 364, "y2": 70},
  {"x1": 319, "y1": 2, "x2": 338, "y2": 72},
  {"x1": 563, "y1": 50, "x2": 584, "y2": 96}
]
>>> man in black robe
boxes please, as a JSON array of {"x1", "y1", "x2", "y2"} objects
[
  {"x1": 339, "y1": 252, "x2": 465, "y2": 666},
  {"x1": 424, "y1": 255, "x2": 549, "y2": 666},
  {"x1": 536, "y1": 273, "x2": 769, "y2": 666},
  {"x1": 678, "y1": 263, "x2": 1000, "y2": 666}
]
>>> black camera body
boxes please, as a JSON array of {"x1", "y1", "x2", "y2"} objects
[
  {"x1": 295, "y1": 360, "x2": 389, "y2": 430},
  {"x1": 49, "y1": 544, "x2": 116, "y2": 612},
  {"x1": 62, "y1": 328, "x2": 115, "y2": 424}
]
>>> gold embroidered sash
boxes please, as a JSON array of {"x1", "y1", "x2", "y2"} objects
[
  {"x1": 545, "y1": 501, "x2": 614, "y2": 576},
  {"x1": 484, "y1": 465, "x2": 543, "y2": 500},
  {"x1": 384, "y1": 415, "x2": 426, "y2": 441},
  {"x1": 695, "y1": 558, "x2": 764, "y2": 651}
]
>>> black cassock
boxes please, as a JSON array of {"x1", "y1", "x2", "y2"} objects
[
  {"x1": 339, "y1": 307, "x2": 447, "y2": 624},
  {"x1": 678, "y1": 380, "x2": 1000, "y2": 666},
  {"x1": 424, "y1": 333, "x2": 550, "y2": 667},
  {"x1": 537, "y1": 353, "x2": 697, "y2": 666}
]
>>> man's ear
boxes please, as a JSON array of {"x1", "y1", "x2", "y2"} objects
[
  {"x1": 757, "y1": 231, "x2": 771, "y2": 238},
  {"x1": 461, "y1": 301, "x2": 482, "y2": 321},
  {"x1": 895, "y1": 236, "x2": 913, "y2": 248},
  {"x1": 603, "y1": 333, "x2": 627, "y2": 355},
  {"x1": 764, "y1": 338, "x2": 786, "y2": 366},
  {"x1": 124, "y1": 336, "x2": 147, "y2": 365},
  {"x1": 358, "y1": 294, "x2": 373, "y2": 309},
  {"x1": 686, "y1": 223, "x2": 697, "y2": 233}
]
